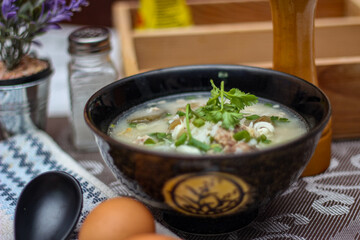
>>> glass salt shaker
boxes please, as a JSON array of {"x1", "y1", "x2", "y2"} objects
[{"x1": 68, "y1": 26, "x2": 118, "y2": 151}]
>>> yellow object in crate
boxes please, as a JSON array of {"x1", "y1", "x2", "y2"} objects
[{"x1": 136, "y1": 0, "x2": 192, "y2": 29}]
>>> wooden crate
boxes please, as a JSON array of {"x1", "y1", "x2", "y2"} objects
[{"x1": 112, "y1": 0, "x2": 360, "y2": 139}]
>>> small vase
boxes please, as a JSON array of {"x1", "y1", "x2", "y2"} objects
[{"x1": 0, "y1": 59, "x2": 52, "y2": 140}]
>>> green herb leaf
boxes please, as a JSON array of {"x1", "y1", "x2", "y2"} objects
[
  {"x1": 129, "y1": 122, "x2": 137, "y2": 128},
  {"x1": 189, "y1": 109, "x2": 204, "y2": 120},
  {"x1": 188, "y1": 137, "x2": 211, "y2": 152},
  {"x1": 233, "y1": 130, "x2": 251, "y2": 142},
  {"x1": 177, "y1": 111, "x2": 186, "y2": 117},
  {"x1": 206, "y1": 110, "x2": 223, "y2": 123},
  {"x1": 271, "y1": 116, "x2": 289, "y2": 123},
  {"x1": 222, "y1": 111, "x2": 243, "y2": 129},
  {"x1": 246, "y1": 114, "x2": 260, "y2": 120},
  {"x1": 193, "y1": 118, "x2": 205, "y2": 128},
  {"x1": 196, "y1": 80, "x2": 258, "y2": 129},
  {"x1": 210, "y1": 79, "x2": 221, "y2": 100},
  {"x1": 258, "y1": 134, "x2": 271, "y2": 144},
  {"x1": 225, "y1": 88, "x2": 258, "y2": 110},
  {"x1": 144, "y1": 138, "x2": 156, "y2": 145},
  {"x1": 211, "y1": 144, "x2": 223, "y2": 153},
  {"x1": 185, "y1": 104, "x2": 192, "y2": 138},
  {"x1": 149, "y1": 132, "x2": 172, "y2": 142},
  {"x1": 175, "y1": 133, "x2": 187, "y2": 146}
]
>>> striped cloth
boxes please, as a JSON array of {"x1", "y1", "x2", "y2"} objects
[{"x1": 0, "y1": 130, "x2": 177, "y2": 240}]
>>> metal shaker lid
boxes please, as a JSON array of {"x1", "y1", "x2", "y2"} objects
[{"x1": 68, "y1": 26, "x2": 111, "y2": 55}]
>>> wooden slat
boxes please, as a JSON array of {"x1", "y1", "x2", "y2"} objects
[
  {"x1": 316, "y1": 0, "x2": 346, "y2": 18},
  {"x1": 128, "y1": 0, "x2": 347, "y2": 25},
  {"x1": 189, "y1": 0, "x2": 346, "y2": 24},
  {"x1": 346, "y1": 0, "x2": 360, "y2": 16},
  {"x1": 132, "y1": 17, "x2": 360, "y2": 70},
  {"x1": 112, "y1": 0, "x2": 360, "y2": 139},
  {"x1": 112, "y1": 2, "x2": 139, "y2": 76},
  {"x1": 317, "y1": 57, "x2": 360, "y2": 139},
  {"x1": 315, "y1": 17, "x2": 360, "y2": 58},
  {"x1": 190, "y1": 0, "x2": 273, "y2": 24},
  {"x1": 116, "y1": 0, "x2": 358, "y2": 74},
  {"x1": 133, "y1": 22, "x2": 273, "y2": 69}
]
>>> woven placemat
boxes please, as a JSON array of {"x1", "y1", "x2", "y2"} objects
[
  {"x1": 2, "y1": 130, "x2": 360, "y2": 239},
  {"x1": 169, "y1": 140, "x2": 360, "y2": 240},
  {"x1": 0, "y1": 130, "x2": 177, "y2": 240}
]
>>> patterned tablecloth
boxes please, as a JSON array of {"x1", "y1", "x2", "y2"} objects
[
  {"x1": 1, "y1": 127, "x2": 360, "y2": 240},
  {"x1": 0, "y1": 130, "x2": 177, "y2": 240}
]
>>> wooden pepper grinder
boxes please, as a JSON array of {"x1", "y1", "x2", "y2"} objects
[{"x1": 270, "y1": 0, "x2": 332, "y2": 176}]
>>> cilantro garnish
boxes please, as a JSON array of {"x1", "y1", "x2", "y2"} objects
[
  {"x1": 188, "y1": 137, "x2": 211, "y2": 152},
  {"x1": 211, "y1": 144, "x2": 223, "y2": 153},
  {"x1": 184, "y1": 104, "x2": 211, "y2": 152},
  {"x1": 257, "y1": 134, "x2": 271, "y2": 144},
  {"x1": 196, "y1": 80, "x2": 258, "y2": 129},
  {"x1": 233, "y1": 130, "x2": 251, "y2": 142},
  {"x1": 185, "y1": 104, "x2": 192, "y2": 137},
  {"x1": 149, "y1": 132, "x2": 172, "y2": 142},
  {"x1": 176, "y1": 111, "x2": 186, "y2": 117},
  {"x1": 246, "y1": 115, "x2": 260, "y2": 121},
  {"x1": 144, "y1": 138, "x2": 156, "y2": 145},
  {"x1": 271, "y1": 116, "x2": 289, "y2": 123},
  {"x1": 193, "y1": 118, "x2": 205, "y2": 128},
  {"x1": 175, "y1": 133, "x2": 187, "y2": 146}
]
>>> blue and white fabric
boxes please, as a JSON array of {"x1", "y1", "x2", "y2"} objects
[{"x1": 0, "y1": 130, "x2": 176, "y2": 240}]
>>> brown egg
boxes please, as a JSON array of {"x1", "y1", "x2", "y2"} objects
[
  {"x1": 78, "y1": 197, "x2": 155, "y2": 240},
  {"x1": 125, "y1": 233, "x2": 181, "y2": 240}
]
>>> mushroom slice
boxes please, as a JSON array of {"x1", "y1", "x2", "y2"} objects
[
  {"x1": 254, "y1": 116, "x2": 272, "y2": 123},
  {"x1": 128, "y1": 107, "x2": 166, "y2": 124},
  {"x1": 253, "y1": 121, "x2": 275, "y2": 138},
  {"x1": 169, "y1": 117, "x2": 184, "y2": 130}
]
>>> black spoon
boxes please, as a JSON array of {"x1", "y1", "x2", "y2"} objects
[{"x1": 15, "y1": 171, "x2": 83, "y2": 240}]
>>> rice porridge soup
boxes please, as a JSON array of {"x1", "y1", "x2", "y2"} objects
[{"x1": 108, "y1": 81, "x2": 308, "y2": 155}]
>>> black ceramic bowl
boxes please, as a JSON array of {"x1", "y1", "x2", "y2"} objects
[{"x1": 84, "y1": 65, "x2": 331, "y2": 234}]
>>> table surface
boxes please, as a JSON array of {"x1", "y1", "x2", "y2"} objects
[
  {"x1": 45, "y1": 117, "x2": 117, "y2": 185},
  {"x1": 20, "y1": 24, "x2": 360, "y2": 240},
  {"x1": 45, "y1": 117, "x2": 360, "y2": 240}
]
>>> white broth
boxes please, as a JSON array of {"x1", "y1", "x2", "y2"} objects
[{"x1": 108, "y1": 90, "x2": 308, "y2": 155}]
